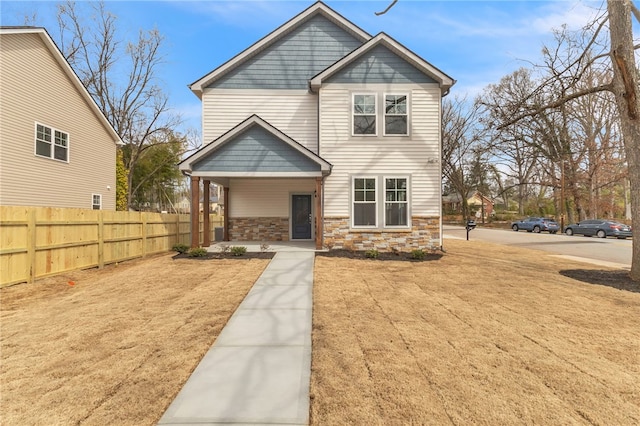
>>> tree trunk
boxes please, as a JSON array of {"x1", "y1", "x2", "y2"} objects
[{"x1": 607, "y1": 0, "x2": 640, "y2": 280}]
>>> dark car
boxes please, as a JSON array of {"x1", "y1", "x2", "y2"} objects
[
  {"x1": 511, "y1": 217, "x2": 560, "y2": 234},
  {"x1": 564, "y1": 219, "x2": 632, "y2": 239}
]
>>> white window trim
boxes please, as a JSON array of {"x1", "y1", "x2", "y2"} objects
[
  {"x1": 92, "y1": 194, "x2": 102, "y2": 210},
  {"x1": 351, "y1": 93, "x2": 378, "y2": 137},
  {"x1": 383, "y1": 93, "x2": 410, "y2": 137},
  {"x1": 351, "y1": 175, "x2": 378, "y2": 228},
  {"x1": 383, "y1": 175, "x2": 411, "y2": 229},
  {"x1": 351, "y1": 175, "x2": 412, "y2": 230},
  {"x1": 34, "y1": 122, "x2": 70, "y2": 163}
]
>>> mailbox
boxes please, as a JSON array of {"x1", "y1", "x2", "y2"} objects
[{"x1": 465, "y1": 219, "x2": 476, "y2": 240}]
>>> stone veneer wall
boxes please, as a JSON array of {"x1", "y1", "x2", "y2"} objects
[
  {"x1": 323, "y1": 216, "x2": 440, "y2": 252},
  {"x1": 228, "y1": 217, "x2": 289, "y2": 241}
]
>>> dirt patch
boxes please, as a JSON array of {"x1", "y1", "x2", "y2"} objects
[
  {"x1": 0, "y1": 253, "x2": 270, "y2": 425},
  {"x1": 172, "y1": 252, "x2": 275, "y2": 260},
  {"x1": 310, "y1": 239, "x2": 640, "y2": 425},
  {"x1": 316, "y1": 249, "x2": 443, "y2": 262}
]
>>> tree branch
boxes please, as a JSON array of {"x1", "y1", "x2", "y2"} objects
[{"x1": 375, "y1": 0, "x2": 398, "y2": 16}]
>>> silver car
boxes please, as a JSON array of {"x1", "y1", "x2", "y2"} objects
[{"x1": 564, "y1": 220, "x2": 632, "y2": 239}]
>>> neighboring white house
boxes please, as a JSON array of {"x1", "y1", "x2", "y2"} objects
[
  {"x1": 179, "y1": 1, "x2": 454, "y2": 251},
  {"x1": 0, "y1": 27, "x2": 122, "y2": 210}
]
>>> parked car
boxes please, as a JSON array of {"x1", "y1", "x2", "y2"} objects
[
  {"x1": 511, "y1": 217, "x2": 560, "y2": 233},
  {"x1": 564, "y1": 220, "x2": 632, "y2": 239}
]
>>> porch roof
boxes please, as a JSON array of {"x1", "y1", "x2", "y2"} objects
[{"x1": 179, "y1": 115, "x2": 332, "y2": 180}]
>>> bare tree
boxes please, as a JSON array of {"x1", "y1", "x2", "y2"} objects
[
  {"x1": 480, "y1": 2, "x2": 640, "y2": 280},
  {"x1": 56, "y1": 1, "x2": 184, "y2": 209},
  {"x1": 378, "y1": 0, "x2": 640, "y2": 280},
  {"x1": 442, "y1": 96, "x2": 486, "y2": 220}
]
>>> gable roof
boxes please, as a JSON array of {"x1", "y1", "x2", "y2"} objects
[
  {"x1": 0, "y1": 26, "x2": 123, "y2": 145},
  {"x1": 188, "y1": 1, "x2": 370, "y2": 98},
  {"x1": 310, "y1": 32, "x2": 455, "y2": 94},
  {"x1": 179, "y1": 114, "x2": 332, "y2": 176}
]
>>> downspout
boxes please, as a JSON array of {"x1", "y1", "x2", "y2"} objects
[{"x1": 440, "y1": 83, "x2": 454, "y2": 252}]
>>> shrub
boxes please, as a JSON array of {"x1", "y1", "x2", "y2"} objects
[
  {"x1": 365, "y1": 249, "x2": 379, "y2": 259},
  {"x1": 172, "y1": 243, "x2": 190, "y2": 254},
  {"x1": 188, "y1": 247, "x2": 208, "y2": 258},
  {"x1": 410, "y1": 249, "x2": 426, "y2": 260},
  {"x1": 230, "y1": 246, "x2": 247, "y2": 256}
]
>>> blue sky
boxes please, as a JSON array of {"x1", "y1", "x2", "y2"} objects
[{"x1": 1, "y1": 0, "x2": 605, "y2": 137}]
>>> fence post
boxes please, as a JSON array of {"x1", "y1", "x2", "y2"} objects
[
  {"x1": 98, "y1": 211, "x2": 104, "y2": 268},
  {"x1": 27, "y1": 208, "x2": 36, "y2": 283},
  {"x1": 142, "y1": 212, "x2": 147, "y2": 257}
]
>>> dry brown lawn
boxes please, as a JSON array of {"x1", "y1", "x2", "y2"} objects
[
  {"x1": 1, "y1": 240, "x2": 639, "y2": 425},
  {"x1": 0, "y1": 253, "x2": 270, "y2": 425},
  {"x1": 311, "y1": 239, "x2": 640, "y2": 425}
]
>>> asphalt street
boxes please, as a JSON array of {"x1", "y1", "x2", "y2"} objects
[{"x1": 444, "y1": 225, "x2": 632, "y2": 269}]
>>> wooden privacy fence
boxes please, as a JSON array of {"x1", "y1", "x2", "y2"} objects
[{"x1": 0, "y1": 206, "x2": 221, "y2": 287}]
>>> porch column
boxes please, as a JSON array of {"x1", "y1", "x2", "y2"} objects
[
  {"x1": 190, "y1": 175, "x2": 200, "y2": 248},
  {"x1": 223, "y1": 186, "x2": 230, "y2": 241},
  {"x1": 203, "y1": 180, "x2": 211, "y2": 247},
  {"x1": 315, "y1": 177, "x2": 323, "y2": 250}
]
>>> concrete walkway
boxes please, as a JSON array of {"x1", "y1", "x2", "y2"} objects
[{"x1": 158, "y1": 250, "x2": 314, "y2": 425}]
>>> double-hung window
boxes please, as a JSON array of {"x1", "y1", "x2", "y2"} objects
[
  {"x1": 35, "y1": 123, "x2": 69, "y2": 162},
  {"x1": 353, "y1": 94, "x2": 376, "y2": 135},
  {"x1": 92, "y1": 194, "x2": 102, "y2": 210},
  {"x1": 352, "y1": 176, "x2": 410, "y2": 228},
  {"x1": 384, "y1": 178, "x2": 408, "y2": 226},
  {"x1": 353, "y1": 177, "x2": 377, "y2": 227},
  {"x1": 384, "y1": 94, "x2": 408, "y2": 135}
]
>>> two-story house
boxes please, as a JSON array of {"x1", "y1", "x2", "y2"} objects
[
  {"x1": 179, "y1": 1, "x2": 454, "y2": 251},
  {"x1": 0, "y1": 27, "x2": 121, "y2": 210}
]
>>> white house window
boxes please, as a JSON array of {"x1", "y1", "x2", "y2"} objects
[
  {"x1": 353, "y1": 94, "x2": 376, "y2": 135},
  {"x1": 385, "y1": 178, "x2": 408, "y2": 226},
  {"x1": 353, "y1": 177, "x2": 377, "y2": 227},
  {"x1": 92, "y1": 194, "x2": 102, "y2": 210},
  {"x1": 36, "y1": 123, "x2": 68, "y2": 162},
  {"x1": 384, "y1": 94, "x2": 408, "y2": 135}
]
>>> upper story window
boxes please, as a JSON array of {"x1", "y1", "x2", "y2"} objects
[
  {"x1": 353, "y1": 94, "x2": 377, "y2": 135},
  {"x1": 384, "y1": 94, "x2": 408, "y2": 135},
  {"x1": 35, "y1": 123, "x2": 69, "y2": 162}
]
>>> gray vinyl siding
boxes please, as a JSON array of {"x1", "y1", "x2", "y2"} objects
[
  {"x1": 193, "y1": 125, "x2": 320, "y2": 173},
  {"x1": 209, "y1": 15, "x2": 362, "y2": 90},
  {"x1": 0, "y1": 32, "x2": 117, "y2": 210},
  {"x1": 326, "y1": 45, "x2": 437, "y2": 85}
]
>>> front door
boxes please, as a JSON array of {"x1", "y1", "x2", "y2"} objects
[{"x1": 291, "y1": 194, "x2": 312, "y2": 240}]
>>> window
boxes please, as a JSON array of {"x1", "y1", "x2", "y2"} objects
[
  {"x1": 353, "y1": 178, "x2": 377, "y2": 227},
  {"x1": 92, "y1": 194, "x2": 102, "y2": 210},
  {"x1": 385, "y1": 178, "x2": 408, "y2": 226},
  {"x1": 352, "y1": 176, "x2": 410, "y2": 229},
  {"x1": 35, "y1": 123, "x2": 68, "y2": 162},
  {"x1": 353, "y1": 94, "x2": 376, "y2": 135},
  {"x1": 384, "y1": 94, "x2": 408, "y2": 135}
]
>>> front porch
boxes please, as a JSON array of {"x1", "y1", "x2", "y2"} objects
[{"x1": 178, "y1": 115, "x2": 332, "y2": 250}]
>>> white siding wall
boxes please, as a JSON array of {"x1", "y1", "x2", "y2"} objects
[
  {"x1": 202, "y1": 89, "x2": 318, "y2": 153},
  {"x1": 319, "y1": 83, "x2": 441, "y2": 217},
  {"x1": 0, "y1": 33, "x2": 117, "y2": 209},
  {"x1": 229, "y1": 178, "x2": 315, "y2": 217}
]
